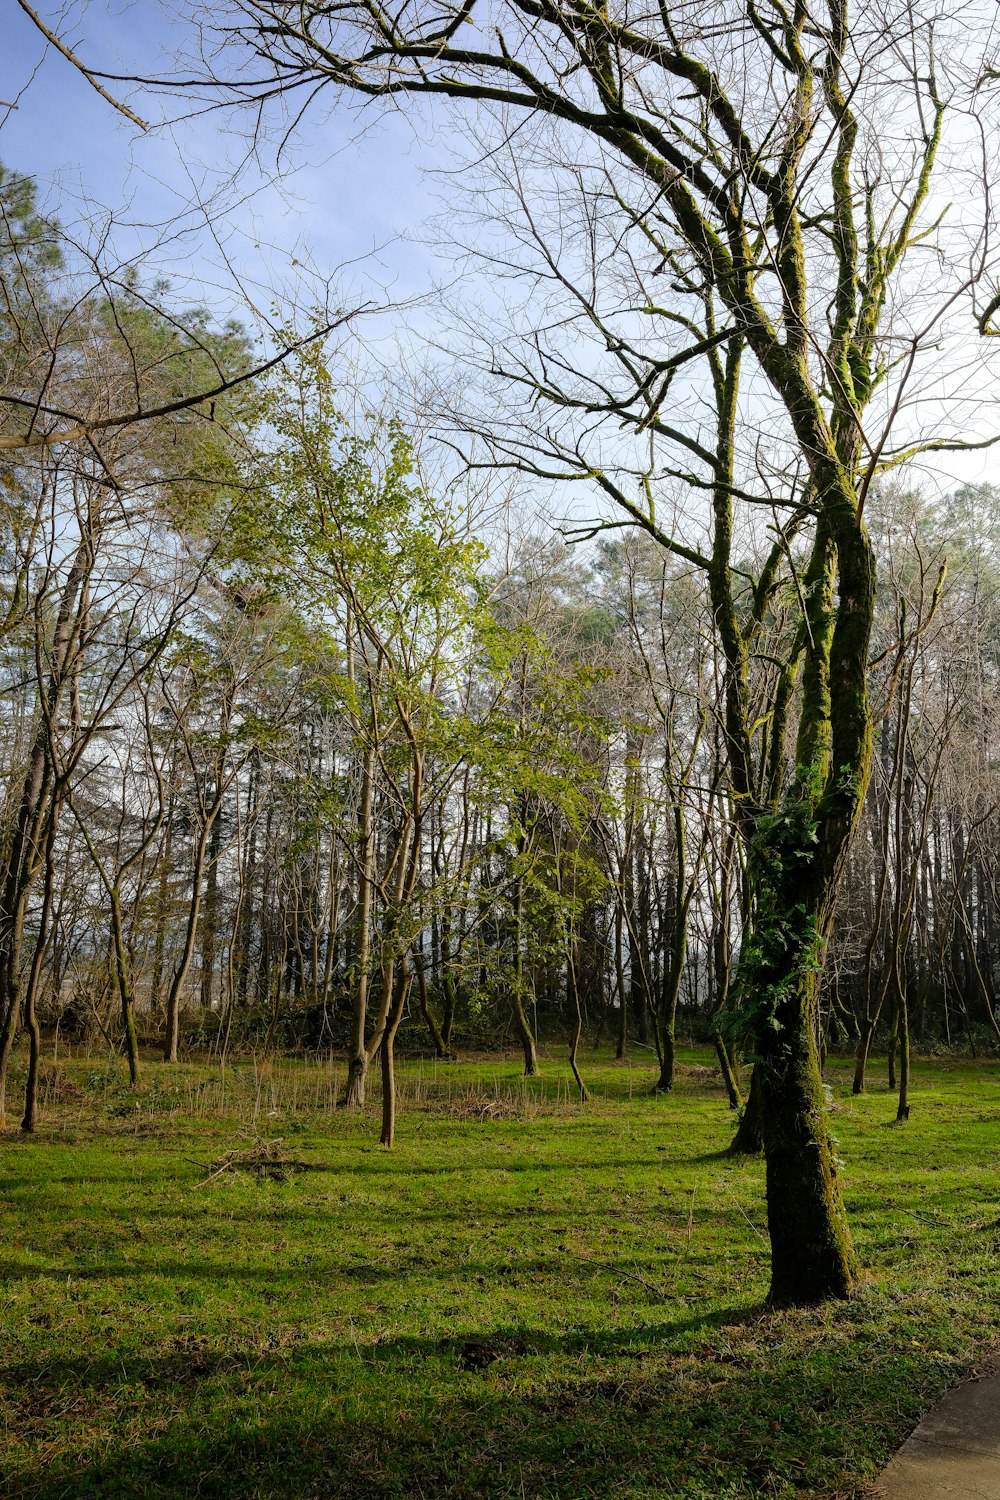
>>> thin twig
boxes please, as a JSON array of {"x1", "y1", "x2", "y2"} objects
[
  {"x1": 15, "y1": 0, "x2": 149, "y2": 129},
  {"x1": 617, "y1": 1265, "x2": 670, "y2": 1299},
  {"x1": 720, "y1": 1181, "x2": 769, "y2": 1246}
]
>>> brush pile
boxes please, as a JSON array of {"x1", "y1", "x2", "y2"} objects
[
  {"x1": 191, "y1": 1138, "x2": 317, "y2": 1187},
  {"x1": 439, "y1": 1089, "x2": 528, "y2": 1122}
]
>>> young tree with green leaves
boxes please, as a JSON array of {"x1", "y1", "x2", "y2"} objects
[{"x1": 230, "y1": 348, "x2": 494, "y2": 1134}]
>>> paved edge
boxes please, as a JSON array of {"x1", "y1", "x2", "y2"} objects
[{"x1": 872, "y1": 1351, "x2": 1000, "y2": 1500}]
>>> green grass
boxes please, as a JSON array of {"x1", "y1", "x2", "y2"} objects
[{"x1": 2, "y1": 1045, "x2": 1000, "y2": 1498}]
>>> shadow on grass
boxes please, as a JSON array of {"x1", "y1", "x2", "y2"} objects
[
  {"x1": 3, "y1": 1306, "x2": 749, "y2": 1386},
  {"x1": 0, "y1": 1152, "x2": 728, "y2": 1198},
  {"x1": 685, "y1": 1148, "x2": 752, "y2": 1164},
  {"x1": 0, "y1": 1234, "x2": 767, "y2": 1287},
  {"x1": 2, "y1": 1308, "x2": 920, "y2": 1500}
]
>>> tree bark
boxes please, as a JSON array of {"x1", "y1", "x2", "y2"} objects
[
  {"x1": 510, "y1": 849, "x2": 538, "y2": 1077},
  {"x1": 727, "y1": 1064, "x2": 763, "y2": 1154},
  {"x1": 344, "y1": 743, "x2": 376, "y2": 1106},
  {"x1": 712, "y1": 1031, "x2": 743, "y2": 1110},
  {"x1": 380, "y1": 962, "x2": 412, "y2": 1148},
  {"x1": 566, "y1": 933, "x2": 588, "y2": 1102},
  {"x1": 759, "y1": 973, "x2": 857, "y2": 1303}
]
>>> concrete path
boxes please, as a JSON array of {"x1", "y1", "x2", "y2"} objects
[{"x1": 876, "y1": 1369, "x2": 1000, "y2": 1498}]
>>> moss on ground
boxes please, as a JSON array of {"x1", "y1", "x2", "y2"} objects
[{"x1": 1, "y1": 1047, "x2": 999, "y2": 1497}]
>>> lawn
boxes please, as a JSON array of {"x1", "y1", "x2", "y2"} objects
[{"x1": 1, "y1": 1046, "x2": 999, "y2": 1498}]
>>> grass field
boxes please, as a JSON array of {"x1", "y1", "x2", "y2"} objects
[{"x1": 2, "y1": 1045, "x2": 999, "y2": 1498}]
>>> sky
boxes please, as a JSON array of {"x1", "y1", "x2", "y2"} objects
[
  {"x1": 1, "y1": 0, "x2": 453, "y2": 337},
  {"x1": 2, "y1": 0, "x2": 997, "y2": 507}
]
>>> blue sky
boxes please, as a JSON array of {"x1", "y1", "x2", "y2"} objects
[{"x1": 1, "y1": 1, "x2": 450, "y2": 328}]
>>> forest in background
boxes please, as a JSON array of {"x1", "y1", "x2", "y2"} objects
[{"x1": 3, "y1": 158, "x2": 1000, "y2": 1143}]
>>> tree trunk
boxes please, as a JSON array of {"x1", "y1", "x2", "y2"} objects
[
  {"x1": 344, "y1": 744, "x2": 375, "y2": 1107},
  {"x1": 413, "y1": 938, "x2": 446, "y2": 1057},
  {"x1": 510, "y1": 862, "x2": 538, "y2": 1077},
  {"x1": 759, "y1": 975, "x2": 856, "y2": 1303},
  {"x1": 199, "y1": 798, "x2": 224, "y2": 1011},
  {"x1": 895, "y1": 978, "x2": 911, "y2": 1121},
  {"x1": 712, "y1": 1031, "x2": 743, "y2": 1109},
  {"x1": 709, "y1": 837, "x2": 742, "y2": 1108},
  {"x1": 150, "y1": 807, "x2": 174, "y2": 1017},
  {"x1": 19, "y1": 816, "x2": 57, "y2": 1134},
  {"x1": 852, "y1": 1019, "x2": 874, "y2": 1095},
  {"x1": 613, "y1": 897, "x2": 627, "y2": 1060},
  {"x1": 0, "y1": 533, "x2": 93, "y2": 1107},
  {"x1": 510, "y1": 983, "x2": 538, "y2": 1075},
  {"x1": 110, "y1": 888, "x2": 141, "y2": 1088},
  {"x1": 655, "y1": 830, "x2": 688, "y2": 1095},
  {"x1": 727, "y1": 1064, "x2": 763, "y2": 1154},
  {"x1": 566, "y1": 935, "x2": 588, "y2": 1102},
  {"x1": 0, "y1": 751, "x2": 51, "y2": 1120},
  {"x1": 164, "y1": 798, "x2": 223, "y2": 1063},
  {"x1": 380, "y1": 963, "x2": 412, "y2": 1148},
  {"x1": 440, "y1": 944, "x2": 458, "y2": 1054}
]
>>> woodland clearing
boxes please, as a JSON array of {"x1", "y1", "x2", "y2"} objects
[{"x1": 1, "y1": 1046, "x2": 997, "y2": 1498}]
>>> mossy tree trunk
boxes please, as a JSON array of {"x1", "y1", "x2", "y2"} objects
[
  {"x1": 713, "y1": 1032, "x2": 743, "y2": 1111},
  {"x1": 852, "y1": 1020, "x2": 876, "y2": 1096},
  {"x1": 511, "y1": 986, "x2": 538, "y2": 1077},
  {"x1": 655, "y1": 784, "x2": 705, "y2": 1094},
  {"x1": 757, "y1": 964, "x2": 857, "y2": 1302},
  {"x1": 655, "y1": 920, "x2": 686, "y2": 1092},
  {"x1": 744, "y1": 814, "x2": 860, "y2": 1300},
  {"x1": 726, "y1": 1066, "x2": 763, "y2": 1154},
  {"x1": 738, "y1": 489, "x2": 875, "y2": 1302}
]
